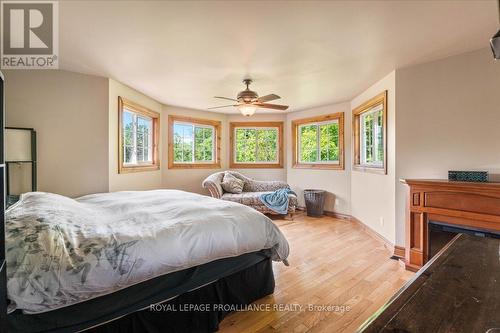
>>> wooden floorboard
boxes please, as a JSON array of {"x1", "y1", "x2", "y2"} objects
[{"x1": 218, "y1": 213, "x2": 414, "y2": 333}]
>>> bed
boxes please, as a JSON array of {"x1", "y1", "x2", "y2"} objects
[{"x1": 5, "y1": 190, "x2": 290, "y2": 332}]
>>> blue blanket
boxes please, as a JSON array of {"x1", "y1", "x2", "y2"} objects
[{"x1": 260, "y1": 188, "x2": 296, "y2": 214}]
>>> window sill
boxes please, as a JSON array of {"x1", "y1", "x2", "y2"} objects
[
  {"x1": 168, "y1": 162, "x2": 221, "y2": 169},
  {"x1": 230, "y1": 162, "x2": 283, "y2": 169},
  {"x1": 353, "y1": 164, "x2": 387, "y2": 175},
  {"x1": 292, "y1": 163, "x2": 344, "y2": 170},
  {"x1": 119, "y1": 164, "x2": 160, "y2": 174}
]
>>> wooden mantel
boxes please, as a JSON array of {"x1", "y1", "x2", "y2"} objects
[{"x1": 401, "y1": 179, "x2": 500, "y2": 271}]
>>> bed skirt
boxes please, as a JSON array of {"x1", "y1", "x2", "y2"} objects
[
  {"x1": 87, "y1": 258, "x2": 274, "y2": 333},
  {"x1": 8, "y1": 251, "x2": 275, "y2": 333}
]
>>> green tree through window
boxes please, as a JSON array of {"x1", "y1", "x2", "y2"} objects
[
  {"x1": 119, "y1": 97, "x2": 160, "y2": 173},
  {"x1": 173, "y1": 122, "x2": 214, "y2": 163},
  {"x1": 299, "y1": 121, "x2": 339, "y2": 163},
  {"x1": 352, "y1": 91, "x2": 386, "y2": 173},
  {"x1": 234, "y1": 128, "x2": 278, "y2": 163},
  {"x1": 122, "y1": 110, "x2": 153, "y2": 165},
  {"x1": 360, "y1": 106, "x2": 383, "y2": 166}
]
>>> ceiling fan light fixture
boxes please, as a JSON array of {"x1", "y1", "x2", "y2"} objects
[
  {"x1": 212, "y1": 79, "x2": 288, "y2": 113},
  {"x1": 238, "y1": 105, "x2": 256, "y2": 117}
]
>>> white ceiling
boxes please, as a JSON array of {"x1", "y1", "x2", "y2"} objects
[{"x1": 59, "y1": 0, "x2": 498, "y2": 114}]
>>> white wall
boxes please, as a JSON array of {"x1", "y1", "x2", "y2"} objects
[
  {"x1": 7, "y1": 48, "x2": 498, "y2": 251},
  {"x1": 350, "y1": 71, "x2": 396, "y2": 244},
  {"x1": 279, "y1": 49, "x2": 499, "y2": 249},
  {"x1": 4, "y1": 70, "x2": 109, "y2": 197},
  {"x1": 108, "y1": 79, "x2": 164, "y2": 191},
  {"x1": 395, "y1": 48, "x2": 500, "y2": 245},
  {"x1": 4, "y1": 71, "x2": 291, "y2": 197},
  {"x1": 285, "y1": 102, "x2": 351, "y2": 214}
]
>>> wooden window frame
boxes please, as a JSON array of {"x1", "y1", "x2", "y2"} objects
[
  {"x1": 118, "y1": 97, "x2": 160, "y2": 174},
  {"x1": 352, "y1": 90, "x2": 387, "y2": 175},
  {"x1": 292, "y1": 112, "x2": 345, "y2": 170},
  {"x1": 229, "y1": 122, "x2": 284, "y2": 169},
  {"x1": 168, "y1": 115, "x2": 221, "y2": 169}
]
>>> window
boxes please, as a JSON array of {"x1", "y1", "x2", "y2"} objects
[
  {"x1": 292, "y1": 113, "x2": 344, "y2": 170},
  {"x1": 118, "y1": 97, "x2": 160, "y2": 173},
  {"x1": 360, "y1": 105, "x2": 384, "y2": 166},
  {"x1": 168, "y1": 115, "x2": 221, "y2": 169},
  {"x1": 230, "y1": 122, "x2": 283, "y2": 168},
  {"x1": 173, "y1": 123, "x2": 214, "y2": 163},
  {"x1": 353, "y1": 91, "x2": 387, "y2": 174}
]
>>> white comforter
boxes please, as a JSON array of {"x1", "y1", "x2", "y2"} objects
[{"x1": 6, "y1": 190, "x2": 289, "y2": 314}]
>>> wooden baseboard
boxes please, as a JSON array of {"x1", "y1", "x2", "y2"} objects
[
  {"x1": 393, "y1": 245, "x2": 405, "y2": 259},
  {"x1": 349, "y1": 215, "x2": 395, "y2": 256},
  {"x1": 299, "y1": 207, "x2": 352, "y2": 222},
  {"x1": 322, "y1": 210, "x2": 405, "y2": 260},
  {"x1": 323, "y1": 210, "x2": 352, "y2": 221}
]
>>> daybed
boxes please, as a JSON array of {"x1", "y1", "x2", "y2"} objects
[{"x1": 202, "y1": 171, "x2": 297, "y2": 215}]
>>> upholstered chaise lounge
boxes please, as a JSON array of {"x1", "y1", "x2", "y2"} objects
[{"x1": 202, "y1": 171, "x2": 297, "y2": 215}]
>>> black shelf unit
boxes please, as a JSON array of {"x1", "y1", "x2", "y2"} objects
[
  {"x1": 5, "y1": 127, "x2": 36, "y2": 207},
  {"x1": 0, "y1": 70, "x2": 7, "y2": 332}
]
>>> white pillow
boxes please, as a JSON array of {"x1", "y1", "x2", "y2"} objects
[{"x1": 221, "y1": 172, "x2": 244, "y2": 194}]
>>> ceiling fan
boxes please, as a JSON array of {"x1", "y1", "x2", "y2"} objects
[{"x1": 209, "y1": 79, "x2": 289, "y2": 116}]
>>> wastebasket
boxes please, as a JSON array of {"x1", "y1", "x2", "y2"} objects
[{"x1": 304, "y1": 189, "x2": 325, "y2": 217}]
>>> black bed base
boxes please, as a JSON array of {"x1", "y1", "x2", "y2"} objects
[
  {"x1": 86, "y1": 258, "x2": 274, "y2": 333},
  {"x1": 8, "y1": 251, "x2": 274, "y2": 333}
]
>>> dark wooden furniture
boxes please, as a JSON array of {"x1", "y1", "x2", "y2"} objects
[
  {"x1": 401, "y1": 179, "x2": 500, "y2": 271},
  {"x1": 0, "y1": 71, "x2": 7, "y2": 332},
  {"x1": 358, "y1": 234, "x2": 500, "y2": 333}
]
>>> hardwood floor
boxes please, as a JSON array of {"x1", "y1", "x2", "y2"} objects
[{"x1": 218, "y1": 213, "x2": 414, "y2": 333}]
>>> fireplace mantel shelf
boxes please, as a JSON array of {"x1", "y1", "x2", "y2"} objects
[
  {"x1": 401, "y1": 178, "x2": 500, "y2": 271},
  {"x1": 401, "y1": 178, "x2": 500, "y2": 190}
]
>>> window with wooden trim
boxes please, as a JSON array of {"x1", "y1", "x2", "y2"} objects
[
  {"x1": 230, "y1": 122, "x2": 283, "y2": 168},
  {"x1": 292, "y1": 113, "x2": 344, "y2": 170},
  {"x1": 168, "y1": 115, "x2": 221, "y2": 169},
  {"x1": 353, "y1": 90, "x2": 387, "y2": 174},
  {"x1": 118, "y1": 97, "x2": 160, "y2": 173}
]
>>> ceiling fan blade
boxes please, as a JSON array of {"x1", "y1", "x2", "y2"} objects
[
  {"x1": 207, "y1": 104, "x2": 238, "y2": 110},
  {"x1": 214, "y1": 96, "x2": 238, "y2": 102},
  {"x1": 257, "y1": 94, "x2": 280, "y2": 103},
  {"x1": 254, "y1": 103, "x2": 289, "y2": 111}
]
